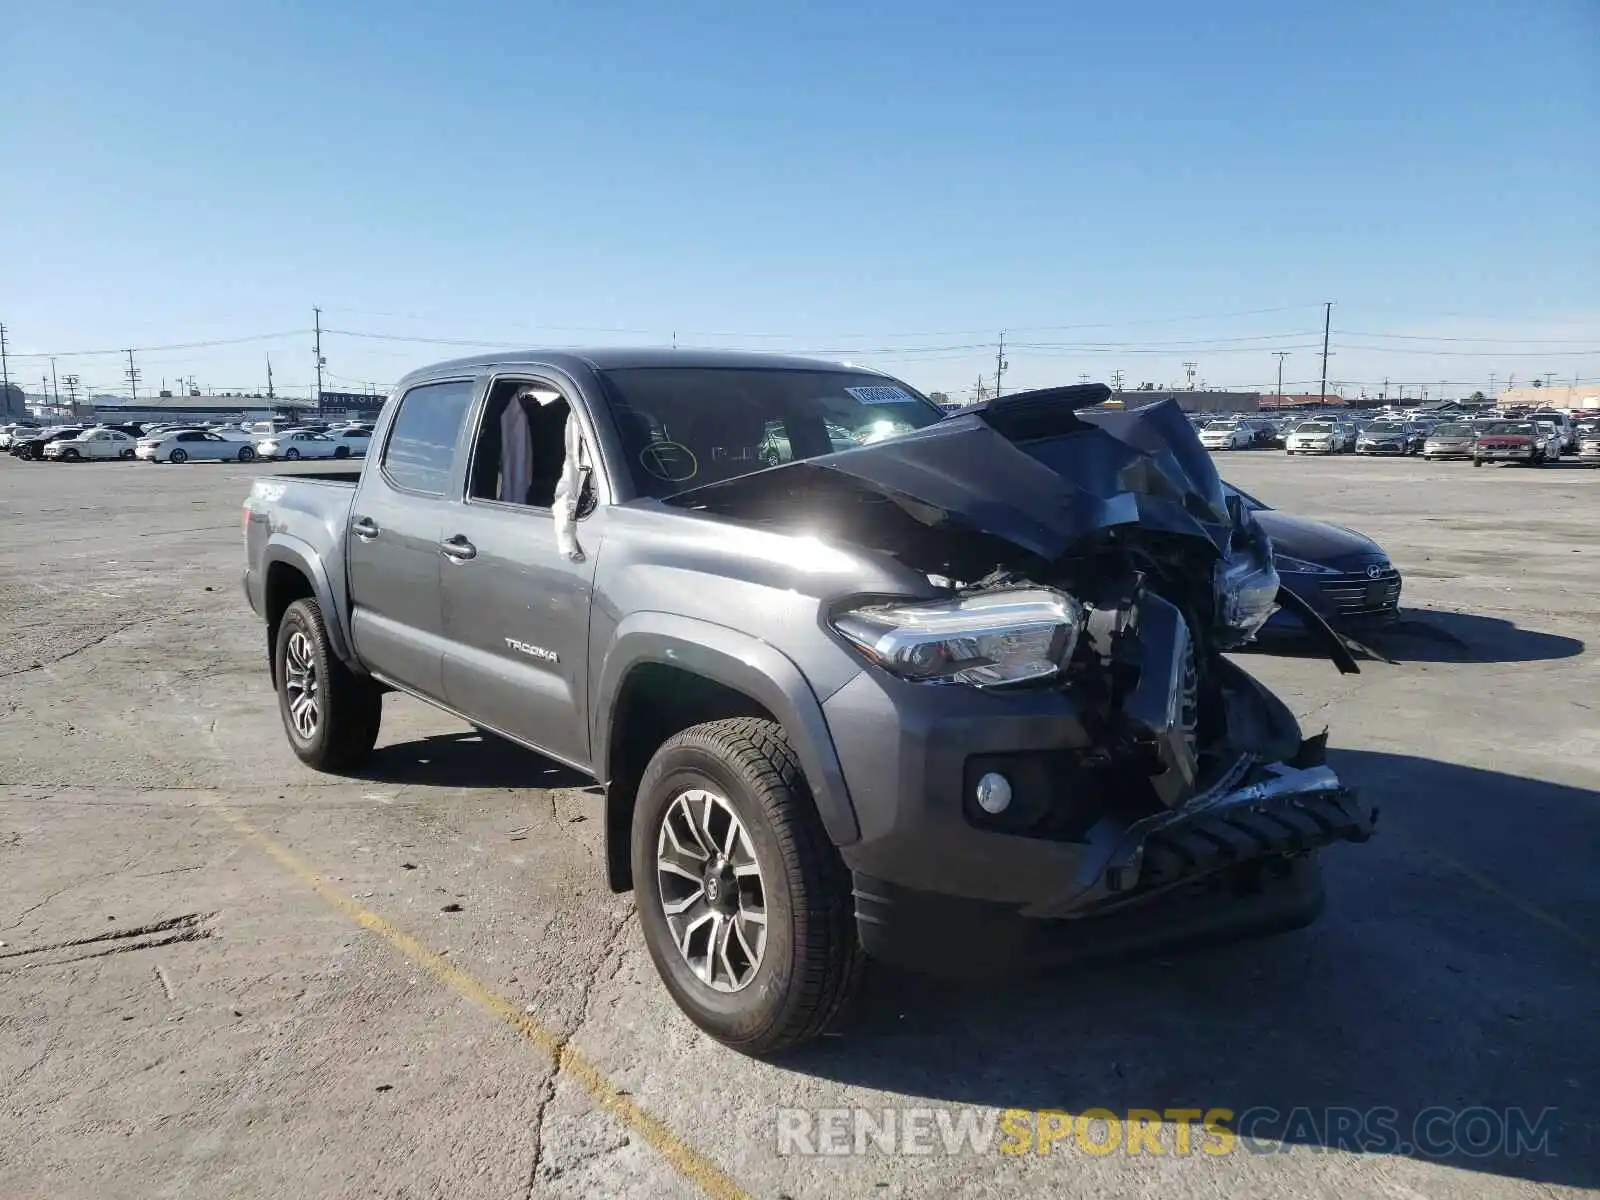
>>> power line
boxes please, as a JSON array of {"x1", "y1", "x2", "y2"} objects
[
  {"x1": 1336, "y1": 330, "x2": 1598, "y2": 344},
  {"x1": 4, "y1": 330, "x2": 312, "y2": 360}
]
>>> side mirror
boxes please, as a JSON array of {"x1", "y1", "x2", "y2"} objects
[{"x1": 575, "y1": 465, "x2": 598, "y2": 519}]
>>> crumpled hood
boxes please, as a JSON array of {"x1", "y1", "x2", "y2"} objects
[{"x1": 662, "y1": 394, "x2": 1239, "y2": 563}]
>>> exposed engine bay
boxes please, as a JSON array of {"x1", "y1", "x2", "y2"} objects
[{"x1": 666, "y1": 388, "x2": 1375, "y2": 891}]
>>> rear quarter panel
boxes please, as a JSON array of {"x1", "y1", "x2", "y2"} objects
[{"x1": 245, "y1": 476, "x2": 360, "y2": 662}]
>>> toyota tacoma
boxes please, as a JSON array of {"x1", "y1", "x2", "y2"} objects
[{"x1": 242, "y1": 350, "x2": 1376, "y2": 1055}]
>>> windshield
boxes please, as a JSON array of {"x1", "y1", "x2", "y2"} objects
[
  {"x1": 597, "y1": 367, "x2": 945, "y2": 497},
  {"x1": 1432, "y1": 423, "x2": 1474, "y2": 436},
  {"x1": 1295, "y1": 422, "x2": 1332, "y2": 433},
  {"x1": 1484, "y1": 422, "x2": 1535, "y2": 435}
]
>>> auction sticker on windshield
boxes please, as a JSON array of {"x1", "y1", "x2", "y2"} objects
[{"x1": 845, "y1": 385, "x2": 922, "y2": 405}]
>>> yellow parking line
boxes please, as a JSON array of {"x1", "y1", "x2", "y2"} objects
[
  {"x1": 1426, "y1": 848, "x2": 1598, "y2": 955},
  {"x1": 202, "y1": 797, "x2": 752, "y2": 1200}
]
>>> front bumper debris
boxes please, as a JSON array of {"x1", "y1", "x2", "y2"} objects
[{"x1": 1020, "y1": 757, "x2": 1375, "y2": 918}]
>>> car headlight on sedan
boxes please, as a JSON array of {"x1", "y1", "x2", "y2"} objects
[
  {"x1": 832, "y1": 587, "x2": 1084, "y2": 688},
  {"x1": 1273, "y1": 553, "x2": 1341, "y2": 576}
]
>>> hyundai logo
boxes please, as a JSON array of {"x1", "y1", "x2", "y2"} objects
[{"x1": 1365, "y1": 563, "x2": 1387, "y2": 580}]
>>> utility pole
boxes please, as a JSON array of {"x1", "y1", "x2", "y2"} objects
[
  {"x1": 0, "y1": 323, "x2": 9, "y2": 406},
  {"x1": 994, "y1": 331, "x2": 1007, "y2": 399},
  {"x1": 1182, "y1": 361, "x2": 1198, "y2": 390},
  {"x1": 267, "y1": 355, "x2": 275, "y2": 402},
  {"x1": 1110, "y1": 369, "x2": 1125, "y2": 392},
  {"x1": 1542, "y1": 372, "x2": 1556, "y2": 390},
  {"x1": 63, "y1": 374, "x2": 81, "y2": 407},
  {"x1": 1488, "y1": 372, "x2": 1496, "y2": 399},
  {"x1": 1319, "y1": 301, "x2": 1332, "y2": 401},
  {"x1": 50, "y1": 357, "x2": 59, "y2": 406},
  {"x1": 313, "y1": 306, "x2": 325, "y2": 412},
  {"x1": 1273, "y1": 351, "x2": 1291, "y2": 400},
  {"x1": 124, "y1": 349, "x2": 140, "y2": 402}
]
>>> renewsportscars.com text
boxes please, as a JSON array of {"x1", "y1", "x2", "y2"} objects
[{"x1": 776, "y1": 1106, "x2": 1559, "y2": 1158}]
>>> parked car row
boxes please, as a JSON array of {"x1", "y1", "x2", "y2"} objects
[
  {"x1": 1194, "y1": 409, "x2": 1596, "y2": 468},
  {"x1": 4, "y1": 420, "x2": 373, "y2": 464}
]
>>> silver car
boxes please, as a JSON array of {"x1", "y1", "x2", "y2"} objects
[
  {"x1": 1576, "y1": 422, "x2": 1600, "y2": 464},
  {"x1": 1421, "y1": 422, "x2": 1478, "y2": 460}
]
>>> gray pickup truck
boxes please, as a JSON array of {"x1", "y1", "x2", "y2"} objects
[{"x1": 243, "y1": 349, "x2": 1375, "y2": 1055}]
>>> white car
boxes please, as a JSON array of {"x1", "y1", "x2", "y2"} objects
[
  {"x1": 1198, "y1": 420, "x2": 1253, "y2": 450},
  {"x1": 1285, "y1": 421, "x2": 1338, "y2": 454},
  {"x1": 325, "y1": 427, "x2": 372, "y2": 458},
  {"x1": 1527, "y1": 411, "x2": 1575, "y2": 453},
  {"x1": 1531, "y1": 421, "x2": 1565, "y2": 461},
  {"x1": 136, "y1": 428, "x2": 259, "y2": 463},
  {"x1": 0, "y1": 423, "x2": 42, "y2": 449},
  {"x1": 42, "y1": 428, "x2": 138, "y2": 461},
  {"x1": 255, "y1": 430, "x2": 344, "y2": 461}
]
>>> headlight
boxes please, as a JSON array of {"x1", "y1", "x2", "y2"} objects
[
  {"x1": 1273, "y1": 553, "x2": 1341, "y2": 576},
  {"x1": 832, "y1": 587, "x2": 1083, "y2": 688}
]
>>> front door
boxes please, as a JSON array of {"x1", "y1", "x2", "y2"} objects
[
  {"x1": 440, "y1": 502, "x2": 600, "y2": 770},
  {"x1": 438, "y1": 376, "x2": 600, "y2": 770}
]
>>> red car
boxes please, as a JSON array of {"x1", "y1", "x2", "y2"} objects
[{"x1": 1472, "y1": 421, "x2": 1550, "y2": 467}]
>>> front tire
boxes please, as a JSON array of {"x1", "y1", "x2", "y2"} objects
[
  {"x1": 61, "y1": 447, "x2": 80, "y2": 462},
  {"x1": 632, "y1": 717, "x2": 862, "y2": 1056},
  {"x1": 333, "y1": 445, "x2": 350, "y2": 459},
  {"x1": 274, "y1": 598, "x2": 382, "y2": 771},
  {"x1": 120, "y1": 448, "x2": 135, "y2": 459}
]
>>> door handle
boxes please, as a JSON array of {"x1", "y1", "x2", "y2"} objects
[
  {"x1": 352, "y1": 516, "x2": 380, "y2": 541},
  {"x1": 440, "y1": 535, "x2": 477, "y2": 561}
]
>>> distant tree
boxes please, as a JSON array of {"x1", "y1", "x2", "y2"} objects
[
  {"x1": 1532, "y1": 379, "x2": 1543, "y2": 388},
  {"x1": 928, "y1": 391, "x2": 950, "y2": 405},
  {"x1": 1470, "y1": 391, "x2": 1485, "y2": 402}
]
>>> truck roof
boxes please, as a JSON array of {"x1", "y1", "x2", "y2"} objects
[{"x1": 394, "y1": 347, "x2": 893, "y2": 390}]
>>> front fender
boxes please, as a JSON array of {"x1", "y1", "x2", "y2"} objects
[
  {"x1": 261, "y1": 534, "x2": 358, "y2": 669},
  {"x1": 593, "y1": 611, "x2": 861, "y2": 847}
]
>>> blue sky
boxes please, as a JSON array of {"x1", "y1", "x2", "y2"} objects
[{"x1": 3, "y1": 0, "x2": 1595, "y2": 401}]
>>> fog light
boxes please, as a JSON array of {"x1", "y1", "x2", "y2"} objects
[{"x1": 974, "y1": 772, "x2": 1012, "y2": 815}]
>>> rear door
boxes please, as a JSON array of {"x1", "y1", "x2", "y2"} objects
[
  {"x1": 346, "y1": 377, "x2": 478, "y2": 701},
  {"x1": 439, "y1": 375, "x2": 601, "y2": 769}
]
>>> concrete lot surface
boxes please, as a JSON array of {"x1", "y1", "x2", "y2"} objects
[{"x1": 1, "y1": 450, "x2": 1597, "y2": 1199}]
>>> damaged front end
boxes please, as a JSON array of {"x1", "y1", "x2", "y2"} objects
[{"x1": 665, "y1": 387, "x2": 1376, "y2": 934}]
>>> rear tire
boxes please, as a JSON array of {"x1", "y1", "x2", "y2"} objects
[
  {"x1": 169, "y1": 448, "x2": 188, "y2": 464},
  {"x1": 632, "y1": 717, "x2": 863, "y2": 1056},
  {"x1": 333, "y1": 445, "x2": 350, "y2": 459},
  {"x1": 284, "y1": 447, "x2": 301, "y2": 461},
  {"x1": 274, "y1": 598, "x2": 382, "y2": 772}
]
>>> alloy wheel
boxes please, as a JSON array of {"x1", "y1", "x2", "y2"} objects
[
  {"x1": 655, "y1": 788, "x2": 768, "y2": 992},
  {"x1": 283, "y1": 629, "x2": 320, "y2": 740}
]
